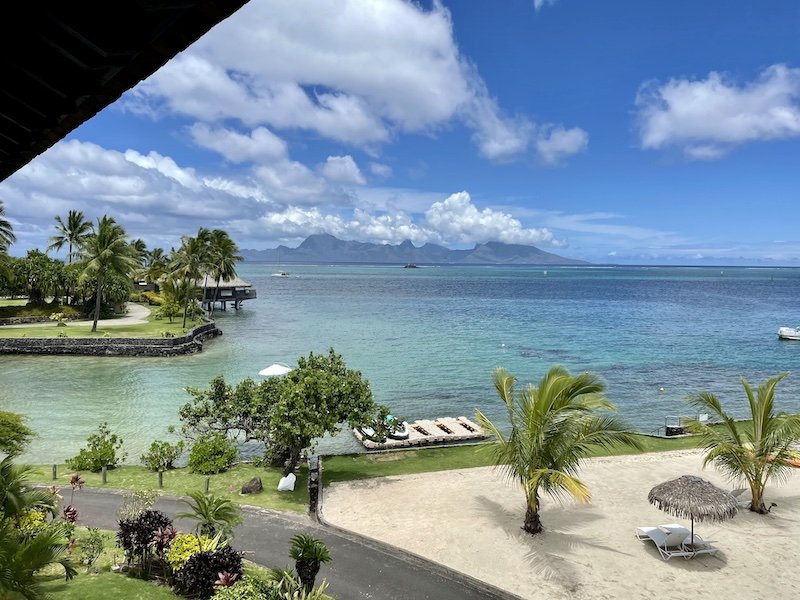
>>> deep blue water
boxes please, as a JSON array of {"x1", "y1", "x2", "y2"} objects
[{"x1": 4, "y1": 264, "x2": 800, "y2": 462}]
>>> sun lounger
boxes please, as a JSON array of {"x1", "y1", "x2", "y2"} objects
[
  {"x1": 635, "y1": 524, "x2": 695, "y2": 560},
  {"x1": 681, "y1": 533, "x2": 719, "y2": 556}
]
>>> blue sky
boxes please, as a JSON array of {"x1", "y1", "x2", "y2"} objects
[{"x1": 3, "y1": 0, "x2": 800, "y2": 264}]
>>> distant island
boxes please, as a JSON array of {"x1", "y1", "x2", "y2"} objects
[{"x1": 241, "y1": 234, "x2": 589, "y2": 265}]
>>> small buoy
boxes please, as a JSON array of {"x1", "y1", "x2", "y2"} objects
[{"x1": 659, "y1": 387, "x2": 665, "y2": 392}]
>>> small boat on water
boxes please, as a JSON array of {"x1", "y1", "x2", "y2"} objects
[
  {"x1": 778, "y1": 326, "x2": 800, "y2": 340},
  {"x1": 271, "y1": 271, "x2": 290, "y2": 278},
  {"x1": 403, "y1": 263, "x2": 419, "y2": 269}
]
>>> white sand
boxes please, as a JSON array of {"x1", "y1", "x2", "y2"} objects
[{"x1": 323, "y1": 450, "x2": 800, "y2": 600}]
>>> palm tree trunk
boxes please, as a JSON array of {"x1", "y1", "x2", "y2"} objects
[
  {"x1": 750, "y1": 481, "x2": 767, "y2": 513},
  {"x1": 182, "y1": 280, "x2": 190, "y2": 329},
  {"x1": 91, "y1": 276, "x2": 103, "y2": 333},
  {"x1": 209, "y1": 276, "x2": 221, "y2": 317},
  {"x1": 523, "y1": 496, "x2": 543, "y2": 534}
]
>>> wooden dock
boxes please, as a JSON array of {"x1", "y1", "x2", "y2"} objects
[{"x1": 352, "y1": 416, "x2": 485, "y2": 450}]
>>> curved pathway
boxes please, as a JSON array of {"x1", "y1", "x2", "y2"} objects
[
  {"x1": 69, "y1": 488, "x2": 519, "y2": 600},
  {"x1": 3, "y1": 302, "x2": 151, "y2": 328}
]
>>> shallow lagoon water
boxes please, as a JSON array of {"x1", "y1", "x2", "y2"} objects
[{"x1": 4, "y1": 264, "x2": 800, "y2": 463}]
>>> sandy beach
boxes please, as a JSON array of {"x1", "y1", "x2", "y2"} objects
[{"x1": 323, "y1": 450, "x2": 800, "y2": 600}]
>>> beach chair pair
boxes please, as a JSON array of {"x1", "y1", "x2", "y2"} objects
[{"x1": 635, "y1": 524, "x2": 719, "y2": 560}]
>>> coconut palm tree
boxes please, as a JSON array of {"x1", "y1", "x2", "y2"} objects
[
  {"x1": 130, "y1": 238, "x2": 148, "y2": 267},
  {"x1": 288, "y1": 534, "x2": 331, "y2": 594},
  {"x1": 142, "y1": 248, "x2": 167, "y2": 285},
  {"x1": 79, "y1": 216, "x2": 139, "y2": 332},
  {"x1": 476, "y1": 366, "x2": 642, "y2": 535},
  {"x1": 47, "y1": 210, "x2": 92, "y2": 263},
  {"x1": 171, "y1": 229, "x2": 210, "y2": 328},
  {"x1": 176, "y1": 491, "x2": 242, "y2": 539},
  {"x1": 687, "y1": 373, "x2": 800, "y2": 514},
  {"x1": 207, "y1": 229, "x2": 242, "y2": 316},
  {"x1": 0, "y1": 201, "x2": 15, "y2": 252}
]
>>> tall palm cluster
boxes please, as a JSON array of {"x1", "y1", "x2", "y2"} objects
[{"x1": 0, "y1": 202, "x2": 241, "y2": 331}]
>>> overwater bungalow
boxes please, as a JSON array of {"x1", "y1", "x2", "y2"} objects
[{"x1": 199, "y1": 275, "x2": 257, "y2": 311}]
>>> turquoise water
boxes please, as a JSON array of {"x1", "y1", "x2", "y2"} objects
[{"x1": 4, "y1": 264, "x2": 800, "y2": 463}]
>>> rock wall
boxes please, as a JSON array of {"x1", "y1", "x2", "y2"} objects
[{"x1": 0, "y1": 322, "x2": 221, "y2": 356}]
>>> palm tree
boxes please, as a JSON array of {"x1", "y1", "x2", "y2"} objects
[
  {"x1": 0, "y1": 456, "x2": 76, "y2": 598},
  {"x1": 47, "y1": 210, "x2": 92, "y2": 263},
  {"x1": 688, "y1": 373, "x2": 800, "y2": 514},
  {"x1": 79, "y1": 216, "x2": 139, "y2": 332},
  {"x1": 130, "y1": 238, "x2": 148, "y2": 266},
  {"x1": 476, "y1": 366, "x2": 642, "y2": 535},
  {"x1": 176, "y1": 491, "x2": 242, "y2": 539},
  {"x1": 288, "y1": 534, "x2": 331, "y2": 594},
  {"x1": 207, "y1": 230, "x2": 242, "y2": 316},
  {"x1": 142, "y1": 248, "x2": 167, "y2": 285},
  {"x1": 0, "y1": 201, "x2": 15, "y2": 252},
  {"x1": 171, "y1": 229, "x2": 210, "y2": 328}
]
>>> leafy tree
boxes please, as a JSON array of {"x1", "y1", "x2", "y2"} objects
[
  {"x1": 66, "y1": 422, "x2": 126, "y2": 472},
  {"x1": 142, "y1": 247, "x2": 167, "y2": 284},
  {"x1": 176, "y1": 491, "x2": 243, "y2": 539},
  {"x1": 187, "y1": 433, "x2": 238, "y2": 475},
  {"x1": 140, "y1": 439, "x2": 184, "y2": 471},
  {"x1": 289, "y1": 534, "x2": 331, "y2": 594},
  {"x1": 14, "y1": 250, "x2": 65, "y2": 304},
  {"x1": 0, "y1": 411, "x2": 34, "y2": 457},
  {"x1": 688, "y1": 372, "x2": 800, "y2": 513},
  {"x1": 181, "y1": 349, "x2": 378, "y2": 474},
  {"x1": 47, "y1": 210, "x2": 92, "y2": 263},
  {"x1": 79, "y1": 216, "x2": 138, "y2": 332},
  {"x1": 476, "y1": 366, "x2": 642, "y2": 535},
  {"x1": 0, "y1": 201, "x2": 16, "y2": 252},
  {"x1": 130, "y1": 238, "x2": 148, "y2": 266}
]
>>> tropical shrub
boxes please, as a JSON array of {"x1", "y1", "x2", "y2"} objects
[
  {"x1": 167, "y1": 533, "x2": 206, "y2": 572},
  {"x1": 79, "y1": 527, "x2": 105, "y2": 573},
  {"x1": 0, "y1": 411, "x2": 34, "y2": 457},
  {"x1": 66, "y1": 422, "x2": 126, "y2": 472},
  {"x1": 289, "y1": 535, "x2": 331, "y2": 594},
  {"x1": 188, "y1": 433, "x2": 238, "y2": 475},
  {"x1": 212, "y1": 577, "x2": 272, "y2": 600},
  {"x1": 140, "y1": 439, "x2": 185, "y2": 471},
  {"x1": 116, "y1": 509, "x2": 172, "y2": 565},
  {"x1": 263, "y1": 568, "x2": 332, "y2": 599},
  {"x1": 179, "y1": 545, "x2": 243, "y2": 600},
  {"x1": 142, "y1": 291, "x2": 163, "y2": 305},
  {"x1": 177, "y1": 491, "x2": 243, "y2": 539}
]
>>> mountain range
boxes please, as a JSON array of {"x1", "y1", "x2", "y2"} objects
[{"x1": 241, "y1": 234, "x2": 589, "y2": 265}]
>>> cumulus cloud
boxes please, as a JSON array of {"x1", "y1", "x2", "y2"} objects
[
  {"x1": 535, "y1": 126, "x2": 589, "y2": 165},
  {"x1": 123, "y1": 0, "x2": 583, "y2": 163},
  {"x1": 189, "y1": 124, "x2": 288, "y2": 163},
  {"x1": 318, "y1": 155, "x2": 366, "y2": 185},
  {"x1": 424, "y1": 191, "x2": 564, "y2": 246},
  {"x1": 635, "y1": 64, "x2": 800, "y2": 158}
]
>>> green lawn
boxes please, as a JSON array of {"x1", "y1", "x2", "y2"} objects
[
  {"x1": 0, "y1": 313, "x2": 204, "y2": 338},
  {"x1": 30, "y1": 463, "x2": 308, "y2": 513},
  {"x1": 0, "y1": 297, "x2": 29, "y2": 307}
]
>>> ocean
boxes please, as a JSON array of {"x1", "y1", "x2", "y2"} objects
[{"x1": 4, "y1": 263, "x2": 800, "y2": 463}]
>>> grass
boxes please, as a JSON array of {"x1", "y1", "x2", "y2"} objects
[
  {"x1": 30, "y1": 463, "x2": 309, "y2": 513},
  {"x1": 323, "y1": 432, "x2": 704, "y2": 485},
  {"x1": 0, "y1": 297, "x2": 29, "y2": 307},
  {"x1": 0, "y1": 311, "x2": 204, "y2": 338}
]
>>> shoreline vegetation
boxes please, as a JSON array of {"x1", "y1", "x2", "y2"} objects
[{"x1": 28, "y1": 433, "x2": 706, "y2": 514}]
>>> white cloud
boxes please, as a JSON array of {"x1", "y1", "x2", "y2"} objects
[
  {"x1": 123, "y1": 0, "x2": 583, "y2": 163},
  {"x1": 535, "y1": 126, "x2": 589, "y2": 165},
  {"x1": 369, "y1": 162, "x2": 392, "y2": 178},
  {"x1": 189, "y1": 124, "x2": 288, "y2": 163},
  {"x1": 424, "y1": 191, "x2": 564, "y2": 246},
  {"x1": 534, "y1": 0, "x2": 559, "y2": 11},
  {"x1": 636, "y1": 64, "x2": 800, "y2": 158},
  {"x1": 318, "y1": 155, "x2": 366, "y2": 185}
]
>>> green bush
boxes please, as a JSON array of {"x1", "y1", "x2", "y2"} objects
[
  {"x1": 66, "y1": 422, "x2": 126, "y2": 472},
  {"x1": 142, "y1": 291, "x2": 163, "y2": 306},
  {"x1": 128, "y1": 292, "x2": 145, "y2": 303},
  {"x1": 167, "y1": 533, "x2": 211, "y2": 572},
  {"x1": 212, "y1": 578, "x2": 272, "y2": 600},
  {"x1": 79, "y1": 527, "x2": 105, "y2": 573},
  {"x1": 140, "y1": 439, "x2": 185, "y2": 471},
  {"x1": 188, "y1": 433, "x2": 238, "y2": 475}
]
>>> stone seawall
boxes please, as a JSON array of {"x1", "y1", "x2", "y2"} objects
[{"x1": 0, "y1": 322, "x2": 221, "y2": 356}]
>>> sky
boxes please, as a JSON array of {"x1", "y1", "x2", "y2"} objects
[{"x1": 3, "y1": 0, "x2": 800, "y2": 265}]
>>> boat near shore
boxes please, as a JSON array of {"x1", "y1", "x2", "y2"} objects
[{"x1": 778, "y1": 326, "x2": 800, "y2": 340}]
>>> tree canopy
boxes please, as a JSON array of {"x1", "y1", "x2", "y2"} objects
[{"x1": 180, "y1": 349, "x2": 379, "y2": 473}]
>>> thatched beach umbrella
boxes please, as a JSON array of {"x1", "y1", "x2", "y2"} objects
[{"x1": 648, "y1": 475, "x2": 738, "y2": 543}]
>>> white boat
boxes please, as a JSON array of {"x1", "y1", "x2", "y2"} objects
[
  {"x1": 271, "y1": 271, "x2": 290, "y2": 278},
  {"x1": 778, "y1": 326, "x2": 800, "y2": 340}
]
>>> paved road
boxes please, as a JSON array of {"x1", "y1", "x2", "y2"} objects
[{"x1": 70, "y1": 488, "x2": 518, "y2": 600}]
